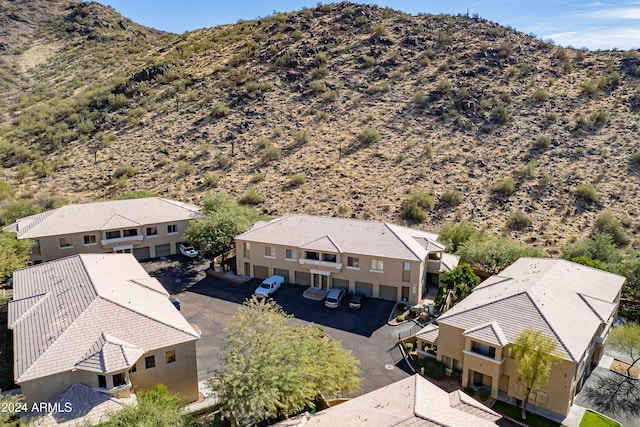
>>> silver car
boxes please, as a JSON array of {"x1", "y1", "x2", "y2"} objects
[{"x1": 324, "y1": 289, "x2": 345, "y2": 309}]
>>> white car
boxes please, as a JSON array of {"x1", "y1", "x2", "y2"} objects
[
  {"x1": 179, "y1": 244, "x2": 198, "y2": 258},
  {"x1": 254, "y1": 275, "x2": 285, "y2": 299}
]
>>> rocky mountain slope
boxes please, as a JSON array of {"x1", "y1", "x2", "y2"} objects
[{"x1": 1, "y1": 0, "x2": 640, "y2": 252}]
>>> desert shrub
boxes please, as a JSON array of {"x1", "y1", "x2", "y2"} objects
[
  {"x1": 532, "y1": 88, "x2": 549, "y2": 102},
  {"x1": 421, "y1": 358, "x2": 446, "y2": 380},
  {"x1": 438, "y1": 222, "x2": 482, "y2": 253},
  {"x1": 203, "y1": 172, "x2": 221, "y2": 187},
  {"x1": 371, "y1": 25, "x2": 387, "y2": 36},
  {"x1": 401, "y1": 190, "x2": 435, "y2": 221},
  {"x1": 309, "y1": 80, "x2": 326, "y2": 93},
  {"x1": 507, "y1": 210, "x2": 532, "y2": 230},
  {"x1": 533, "y1": 135, "x2": 551, "y2": 149},
  {"x1": 175, "y1": 160, "x2": 194, "y2": 176},
  {"x1": 562, "y1": 233, "x2": 622, "y2": 265},
  {"x1": 435, "y1": 79, "x2": 453, "y2": 93},
  {"x1": 356, "y1": 127, "x2": 380, "y2": 145},
  {"x1": 362, "y1": 55, "x2": 375, "y2": 68},
  {"x1": 354, "y1": 15, "x2": 369, "y2": 26},
  {"x1": 215, "y1": 154, "x2": 231, "y2": 169},
  {"x1": 113, "y1": 164, "x2": 137, "y2": 179},
  {"x1": 631, "y1": 151, "x2": 640, "y2": 165},
  {"x1": 250, "y1": 173, "x2": 265, "y2": 183},
  {"x1": 458, "y1": 235, "x2": 543, "y2": 274},
  {"x1": 290, "y1": 30, "x2": 304, "y2": 41},
  {"x1": 239, "y1": 188, "x2": 265, "y2": 205},
  {"x1": 439, "y1": 189, "x2": 464, "y2": 207},
  {"x1": 210, "y1": 101, "x2": 230, "y2": 118},
  {"x1": 113, "y1": 190, "x2": 158, "y2": 200},
  {"x1": 492, "y1": 178, "x2": 516, "y2": 195},
  {"x1": 413, "y1": 91, "x2": 428, "y2": 104},
  {"x1": 311, "y1": 67, "x2": 329, "y2": 79},
  {"x1": 261, "y1": 144, "x2": 281, "y2": 163},
  {"x1": 594, "y1": 211, "x2": 630, "y2": 246},
  {"x1": 287, "y1": 174, "x2": 306, "y2": 187},
  {"x1": 513, "y1": 162, "x2": 536, "y2": 180},
  {"x1": 490, "y1": 103, "x2": 511, "y2": 123},
  {"x1": 590, "y1": 109, "x2": 610, "y2": 127},
  {"x1": 314, "y1": 52, "x2": 327, "y2": 65},
  {"x1": 538, "y1": 172, "x2": 554, "y2": 187},
  {"x1": 570, "y1": 256, "x2": 607, "y2": 270},
  {"x1": 572, "y1": 183, "x2": 599, "y2": 203},
  {"x1": 365, "y1": 82, "x2": 390, "y2": 95},
  {"x1": 545, "y1": 111, "x2": 558, "y2": 122},
  {"x1": 292, "y1": 129, "x2": 310, "y2": 145}
]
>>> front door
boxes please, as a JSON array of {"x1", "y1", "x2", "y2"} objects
[
  {"x1": 244, "y1": 262, "x2": 250, "y2": 276},
  {"x1": 473, "y1": 371, "x2": 483, "y2": 386},
  {"x1": 313, "y1": 274, "x2": 328, "y2": 289}
]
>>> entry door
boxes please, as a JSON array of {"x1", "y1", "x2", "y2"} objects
[
  {"x1": 321, "y1": 275, "x2": 328, "y2": 290},
  {"x1": 313, "y1": 274, "x2": 328, "y2": 289},
  {"x1": 244, "y1": 262, "x2": 250, "y2": 276},
  {"x1": 473, "y1": 371, "x2": 483, "y2": 386}
]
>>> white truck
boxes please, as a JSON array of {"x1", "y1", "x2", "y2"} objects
[{"x1": 254, "y1": 275, "x2": 285, "y2": 299}]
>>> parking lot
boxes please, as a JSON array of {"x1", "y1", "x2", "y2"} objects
[{"x1": 142, "y1": 257, "x2": 415, "y2": 396}]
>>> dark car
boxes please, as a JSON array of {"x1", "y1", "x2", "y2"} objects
[{"x1": 349, "y1": 293, "x2": 366, "y2": 310}]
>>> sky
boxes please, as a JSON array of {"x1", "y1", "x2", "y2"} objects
[{"x1": 97, "y1": 1, "x2": 640, "y2": 51}]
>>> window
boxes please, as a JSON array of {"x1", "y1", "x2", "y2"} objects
[
  {"x1": 402, "y1": 262, "x2": 411, "y2": 282},
  {"x1": 145, "y1": 355, "x2": 156, "y2": 369},
  {"x1": 59, "y1": 237, "x2": 73, "y2": 248},
  {"x1": 471, "y1": 341, "x2": 496, "y2": 358},
  {"x1": 84, "y1": 234, "x2": 97, "y2": 245},
  {"x1": 371, "y1": 259, "x2": 384, "y2": 272},
  {"x1": 123, "y1": 228, "x2": 137, "y2": 237},
  {"x1": 285, "y1": 248, "x2": 297, "y2": 260},
  {"x1": 167, "y1": 224, "x2": 178, "y2": 234},
  {"x1": 129, "y1": 364, "x2": 137, "y2": 373},
  {"x1": 347, "y1": 257, "x2": 360, "y2": 269},
  {"x1": 112, "y1": 373, "x2": 126, "y2": 387},
  {"x1": 264, "y1": 246, "x2": 275, "y2": 257},
  {"x1": 322, "y1": 253, "x2": 337, "y2": 263},
  {"x1": 244, "y1": 242, "x2": 250, "y2": 258},
  {"x1": 32, "y1": 240, "x2": 41, "y2": 256},
  {"x1": 98, "y1": 375, "x2": 106, "y2": 388},
  {"x1": 146, "y1": 227, "x2": 158, "y2": 236},
  {"x1": 305, "y1": 251, "x2": 319, "y2": 260},
  {"x1": 166, "y1": 350, "x2": 176, "y2": 364},
  {"x1": 441, "y1": 355, "x2": 452, "y2": 369},
  {"x1": 106, "y1": 230, "x2": 121, "y2": 240}
]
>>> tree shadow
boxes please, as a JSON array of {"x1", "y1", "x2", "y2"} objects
[{"x1": 582, "y1": 374, "x2": 640, "y2": 420}]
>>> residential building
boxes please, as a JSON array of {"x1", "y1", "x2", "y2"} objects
[
  {"x1": 4, "y1": 197, "x2": 203, "y2": 263},
  {"x1": 235, "y1": 214, "x2": 459, "y2": 304},
  {"x1": 276, "y1": 374, "x2": 502, "y2": 426},
  {"x1": 8, "y1": 254, "x2": 200, "y2": 408},
  {"x1": 415, "y1": 258, "x2": 625, "y2": 418}
]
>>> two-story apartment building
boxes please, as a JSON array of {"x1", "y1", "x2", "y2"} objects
[
  {"x1": 4, "y1": 197, "x2": 203, "y2": 263},
  {"x1": 235, "y1": 214, "x2": 459, "y2": 304},
  {"x1": 415, "y1": 258, "x2": 625, "y2": 418},
  {"x1": 8, "y1": 254, "x2": 201, "y2": 408}
]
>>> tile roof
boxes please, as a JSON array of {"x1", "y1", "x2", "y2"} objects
[
  {"x1": 9, "y1": 254, "x2": 199, "y2": 383},
  {"x1": 237, "y1": 214, "x2": 444, "y2": 261},
  {"x1": 462, "y1": 321, "x2": 508, "y2": 347},
  {"x1": 438, "y1": 258, "x2": 625, "y2": 361},
  {"x1": 5, "y1": 198, "x2": 203, "y2": 239},
  {"x1": 415, "y1": 324, "x2": 439, "y2": 344},
  {"x1": 276, "y1": 375, "x2": 500, "y2": 426},
  {"x1": 30, "y1": 382, "x2": 135, "y2": 427}
]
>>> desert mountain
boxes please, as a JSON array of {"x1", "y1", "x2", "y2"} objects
[{"x1": 1, "y1": 0, "x2": 640, "y2": 252}]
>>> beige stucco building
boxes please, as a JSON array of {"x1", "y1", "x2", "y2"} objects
[
  {"x1": 415, "y1": 258, "x2": 625, "y2": 418},
  {"x1": 235, "y1": 215, "x2": 459, "y2": 304},
  {"x1": 4, "y1": 197, "x2": 203, "y2": 263},
  {"x1": 8, "y1": 254, "x2": 201, "y2": 409}
]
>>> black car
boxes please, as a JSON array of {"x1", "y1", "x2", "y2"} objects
[{"x1": 349, "y1": 293, "x2": 366, "y2": 310}]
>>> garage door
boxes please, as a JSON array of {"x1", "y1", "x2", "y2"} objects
[
  {"x1": 379, "y1": 285, "x2": 398, "y2": 301},
  {"x1": 295, "y1": 271, "x2": 311, "y2": 286},
  {"x1": 133, "y1": 246, "x2": 150, "y2": 260},
  {"x1": 332, "y1": 278, "x2": 349, "y2": 291},
  {"x1": 155, "y1": 244, "x2": 171, "y2": 258},
  {"x1": 273, "y1": 268, "x2": 290, "y2": 283},
  {"x1": 253, "y1": 265, "x2": 269, "y2": 279},
  {"x1": 355, "y1": 281, "x2": 373, "y2": 296}
]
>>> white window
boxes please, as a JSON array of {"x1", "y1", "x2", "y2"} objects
[
  {"x1": 146, "y1": 227, "x2": 158, "y2": 237},
  {"x1": 370, "y1": 259, "x2": 384, "y2": 272},
  {"x1": 402, "y1": 262, "x2": 410, "y2": 282},
  {"x1": 265, "y1": 246, "x2": 275, "y2": 257},
  {"x1": 106, "y1": 230, "x2": 121, "y2": 240},
  {"x1": 59, "y1": 237, "x2": 73, "y2": 248},
  {"x1": 84, "y1": 234, "x2": 97, "y2": 245},
  {"x1": 167, "y1": 224, "x2": 178, "y2": 234},
  {"x1": 347, "y1": 256, "x2": 359, "y2": 269},
  {"x1": 285, "y1": 248, "x2": 297, "y2": 260}
]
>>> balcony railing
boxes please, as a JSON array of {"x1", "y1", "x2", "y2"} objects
[
  {"x1": 100, "y1": 235, "x2": 144, "y2": 246},
  {"x1": 426, "y1": 259, "x2": 442, "y2": 273},
  {"x1": 463, "y1": 349, "x2": 504, "y2": 364},
  {"x1": 298, "y1": 258, "x2": 343, "y2": 270},
  {"x1": 93, "y1": 382, "x2": 132, "y2": 398}
]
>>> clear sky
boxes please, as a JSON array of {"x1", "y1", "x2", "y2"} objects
[{"x1": 97, "y1": 1, "x2": 639, "y2": 51}]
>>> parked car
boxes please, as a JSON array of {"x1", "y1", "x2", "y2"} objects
[
  {"x1": 169, "y1": 297, "x2": 181, "y2": 311},
  {"x1": 349, "y1": 293, "x2": 366, "y2": 310},
  {"x1": 324, "y1": 289, "x2": 346, "y2": 309},
  {"x1": 254, "y1": 275, "x2": 285, "y2": 299},
  {"x1": 179, "y1": 243, "x2": 198, "y2": 258}
]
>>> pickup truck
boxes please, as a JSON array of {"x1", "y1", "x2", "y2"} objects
[{"x1": 254, "y1": 275, "x2": 285, "y2": 299}]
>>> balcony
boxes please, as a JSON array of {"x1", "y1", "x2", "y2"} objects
[
  {"x1": 298, "y1": 258, "x2": 343, "y2": 270},
  {"x1": 427, "y1": 259, "x2": 442, "y2": 273},
  {"x1": 595, "y1": 317, "x2": 615, "y2": 344},
  {"x1": 93, "y1": 382, "x2": 132, "y2": 398},
  {"x1": 463, "y1": 349, "x2": 504, "y2": 365},
  {"x1": 101, "y1": 235, "x2": 144, "y2": 247}
]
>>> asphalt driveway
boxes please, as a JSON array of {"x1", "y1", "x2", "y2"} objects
[{"x1": 142, "y1": 259, "x2": 414, "y2": 395}]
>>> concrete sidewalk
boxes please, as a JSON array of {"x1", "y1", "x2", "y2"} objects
[{"x1": 185, "y1": 379, "x2": 219, "y2": 415}]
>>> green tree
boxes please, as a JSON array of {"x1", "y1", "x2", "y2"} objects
[
  {"x1": 440, "y1": 264, "x2": 480, "y2": 305},
  {"x1": 562, "y1": 233, "x2": 622, "y2": 266},
  {"x1": 437, "y1": 221, "x2": 482, "y2": 253},
  {"x1": 610, "y1": 322, "x2": 640, "y2": 379},
  {"x1": 0, "y1": 390, "x2": 24, "y2": 426},
  {"x1": 512, "y1": 329, "x2": 561, "y2": 419},
  {"x1": 183, "y1": 193, "x2": 263, "y2": 255},
  {"x1": 457, "y1": 235, "x2": 543, "y2": 274},
  {"x1": 0, "y1": 198, "x2": 41, "y2": 226},
  {"x1": 0, "y1": 232, "x2": 31, "y2": 285},
  {"x1": 216, "y1": 298, "x2": 360, "y2": 425},
  {"x1": 102, "y1": 384, "x2": 189, "y2": 427}
]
